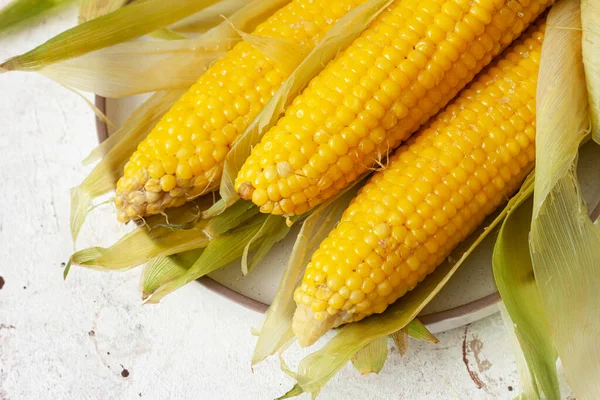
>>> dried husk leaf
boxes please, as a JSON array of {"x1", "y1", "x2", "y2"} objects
[
  {"x1": 581, "y1": 0, "x2": 600, "y2": 142},
  {"x1": 40, "y1": 38, "x2": 233, "y2": 97},
  {"x1": 43, "y1": 0, "x2": 290, "y2": 97},
  {"x1": 390, "y1": 328, "x2": 409, "y2": 356},
  {"x1": 1, "y1": 0, "x2": 222, "y2": 71},
  {"x1": 530, "y1": 0, "x2": 600, "y2": 397}
]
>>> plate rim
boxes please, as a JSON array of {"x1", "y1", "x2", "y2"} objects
[{"x1": 94, "y1": 94, "x2": 502, "y2": 326}]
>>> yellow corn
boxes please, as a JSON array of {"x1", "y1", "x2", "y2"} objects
[
  {"x1": 235, "y1": 0, "x2": 552, "y2": 217},
  {"x1": 114, "y1": 0, "x2": 369, "y2": 223},
  {"x1": 292, "y1": 20, "x2": 545, "y2": 347}
]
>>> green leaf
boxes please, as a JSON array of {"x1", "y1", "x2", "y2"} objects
[
  {"x1": 351, "y1": 336, "x2": 389, "y2": 375},
  {"x1": 1, "y1": 0, "x2": 222, "y2": 71},
  {"x1": 0, "y1": 0, "x2": 75, "y2": 37},
  {"x1": 492, "y1": 178, "x2": 560, "y2": 400}
]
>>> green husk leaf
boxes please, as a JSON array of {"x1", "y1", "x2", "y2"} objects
[
  {"x1": 70, "y1": 89, "x2": 184, "y2": 242},
  {"x1": 211, "y1": 0, "x2": 396, "y2": 216},
  {"x1": 40, "y1": 37, "x2": 233, "y2": 97},
  {"x1": 251, "y1": 186, "x2": 361, "y2": 365},
  {"x1": 351, "y1": 336, "x2": 388, "y2": 375},
  {"x1": 71, "y1": 198, "x2": 256, "y2": 271},
  {"x1": 530, "y1": 1, "x2": 600, "y2": 396},
  {"x1": 276, "y1": 384, "x2": 305, "y2": 400},
  {"x1": 492, "y1": 177, "x2": 560, "y2": 400},
  {"x1": 390, "y1": 328, "x2": 409, "y2": 356},
  {"x1": 78, "y1": 0, "x2": 127, "y2": 23},
  {"x1": 169, "y1": 0, "x2": 248, "y2": 34},
  {"x1": 63, "y1": 259, "x2": 72, "y2": 279},
  {"x1": 389, "y1": 318, "x2": 437, "y2": 354},
  {"x1": 294, "y1": 181, "x2": 534, "y2": 395},
  {"x1": 0, "y1": 0, "x2": 75, "y2": 37},
  {"x1": 241, "y1": 215, "x2": 290, "y2": 275},
  {"x1": 406, "y1": 318, "x2": 438, "y2": 344},
  {"x1": 140, "y1": 249, "x2": 203, "y2": 298},
  {"x1": 1, "y1": 0, "x2": 222, "y2": 72},
  {"x1": 145, "y1": 212, "x2": 275, "y2": 303},
  {"x1": 581, "y1": 0, "x2": 600, "y2": 143},
  {"x1": 71, "y1": 198, "x2": 212, "y2": 271},
  {"x1": 172, "y1": 0, "x2": 287, "y2": 36},
  {"x1": 203, "y1": 200, "x2": 259, "y2": 237}
]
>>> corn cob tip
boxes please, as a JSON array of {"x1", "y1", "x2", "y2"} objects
[
  {"x1": 114, "y1": 167, "x2": 217, "y2": 223},
  {"x1": 292, "y1": 303, "x2": 342, "y2": 347}
]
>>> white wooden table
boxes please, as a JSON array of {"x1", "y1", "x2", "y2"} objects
[{"x1": 0, "y1": 4, "x2": 528, "y2": 399}]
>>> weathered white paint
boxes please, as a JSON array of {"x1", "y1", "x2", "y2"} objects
[{"x1": 0, "y1": 4, "x2": 529, "y2": 399}]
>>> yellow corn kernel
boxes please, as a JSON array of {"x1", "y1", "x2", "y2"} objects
[
  {"x1": 236, "y1": 0, "x2": 553, "y2": 217},
  {"x1": 114, "y1": 0, "x2": 369, "y2": 223},
  {"x1": 291, "y1": 20, "x2": 546, "y2": 347}
]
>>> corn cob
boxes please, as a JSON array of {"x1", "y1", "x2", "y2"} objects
[
  {"x1": 235, "y1": 0, "x2": 552, "y2": 217},
  {"x1": 292, "y1": 20, "x2": 545, "y2": 347},
  {"x1": 114, "y1": 0, "x2": 369, "y2": 223}
]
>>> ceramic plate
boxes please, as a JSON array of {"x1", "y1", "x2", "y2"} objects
[{"x1": 97, "y1": 94, "x2": 600, "y2": 333}]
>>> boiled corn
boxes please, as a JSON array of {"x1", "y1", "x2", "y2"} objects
[
  {"x1": 114, "y1": 0, "x2": 368, "y2": 223},
  {"x1": 292, "y1": 20, "x2": 545, "y2": 347},
  {"x1": 236, "y1": 0, "x2": 552, "y2": 217}
]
